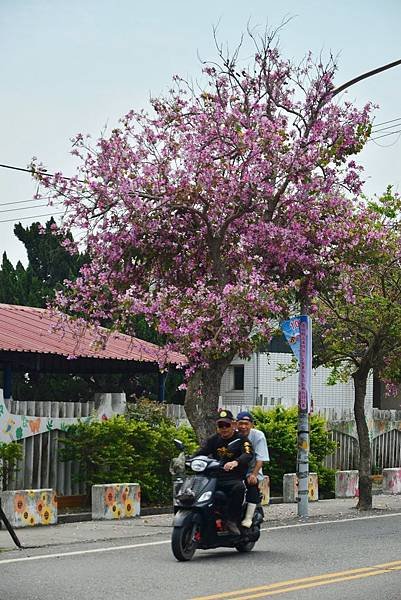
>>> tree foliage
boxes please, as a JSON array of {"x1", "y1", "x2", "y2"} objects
[
  {"x1": 34, "y1": 29, "x2": 373, "y2": 439},
  {"x1": 314, "y1": 187, "x2": 401, "y2": 509},
  {"x1": 0, "y1": 218, "x2": 87, "y2": 308}
]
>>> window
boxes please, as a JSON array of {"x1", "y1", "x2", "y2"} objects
[{"x1": 233, "y1": 365, "x2": 244, "y2": 390}]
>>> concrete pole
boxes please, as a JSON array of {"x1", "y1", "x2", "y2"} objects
[
  {"x1": 297, "y1": 316, "x2": 312, "y2": 517},
  {"x1": 297, "y1": 410, "x2": 309, "y2": 517}
]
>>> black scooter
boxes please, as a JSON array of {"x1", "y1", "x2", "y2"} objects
[{"x1": 170, "y1": 439, "x2": 264, "y2": 561}]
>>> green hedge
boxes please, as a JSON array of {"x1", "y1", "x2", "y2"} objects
[
  {"x1": 59, "y1": 401, "x2": 196, "y2": 505},
  {"x1": 60, "y1": 402, "x2": 336, "y2": 503},
  {"x1": 0, "y1": 441, "x2": 22, "y2": 489},
  {"x1": 251, "y1": 406, "x2": 337, "y2": 495}
]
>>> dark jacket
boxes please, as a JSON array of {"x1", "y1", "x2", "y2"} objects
[{"x1": 194, "y1": 432, "x2": 253, "y2": 480}]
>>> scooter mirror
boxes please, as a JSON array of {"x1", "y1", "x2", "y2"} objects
[{"x1": 174, "y1": 439, "x2": 185, "y2": 451}]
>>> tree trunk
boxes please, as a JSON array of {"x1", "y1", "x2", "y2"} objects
[
  {"x1": 353, "y1": 368, "x2": 372, "y2": 510},
  {"x1": 184, "y1": 357, "x2": 234, "y2": 443}
]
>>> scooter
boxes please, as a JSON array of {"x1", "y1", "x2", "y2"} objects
[{"x1": 170, "y1": 439, "x2": 264, "y2": 561}]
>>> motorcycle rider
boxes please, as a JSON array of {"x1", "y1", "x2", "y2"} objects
[
  {"x1": 193, "y1": 408, "x2": 253, "y2": 536},
  {"x1": 236, "y1": 410, "x2": 270, "y2": 528}
]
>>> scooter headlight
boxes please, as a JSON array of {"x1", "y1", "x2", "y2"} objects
[
  {"x1": 197, "y1": 491, "x2": 212, "y2": 503},
  {"x1": 191, "y1": 459, "x2": 207, "y2": 472}
]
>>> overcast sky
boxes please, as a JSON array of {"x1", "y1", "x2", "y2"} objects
[{"x1": 1, "y1": 0, "x2": 401, "y2": 264}]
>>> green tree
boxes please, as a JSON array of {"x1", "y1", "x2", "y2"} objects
[
  {"x1": 314, "y1": 188, "x2": 401, "y2": 510},
  {"x1": 0, "y1": 218, "x2": 86, "y2": 308},
  {"x1": 0, "y1": 253, "x2": 42, "y2": 306},
  {"x1": 14, "y1": 218, "x2": 87, "y2": 306}
]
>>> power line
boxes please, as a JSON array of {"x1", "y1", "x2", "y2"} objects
[
  {"x1": 0, "y1": 162, "x2": 82, "y2": 182},
  {"x1": 0, "y1": 212, "x2": 64, "y2": 225},
  {"x1": 0, "y1": 197, "x2": 48, "y2": 208},
  {"x1": 0, "y1": 204, "x2": 53, "y2": 215},
  {"x1": 372, "y1": 116, "x2": 401, "y2": 129},
  {"x1": 370, "y1": 128, "x2": 401, "y2": 141},
  {"x1": 0, "y1": 110, "x2": 400, "y2": 200},
  {"x1": 370, "y1": 123, "x2": 401, "y2": 134},
  {"x1": 371, "y1": 133, "x2": 401, "y2": 148},
  {"x1": 0, "y1": 163, "x2": 47, "y2": 175}
]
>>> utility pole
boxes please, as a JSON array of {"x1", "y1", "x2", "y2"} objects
[
  {"x1": 281, "y1": 315, "x2": 312, "y2": 517},
  {"x1": 296, "y1": 315, "x2": 312, "y2": 517}
]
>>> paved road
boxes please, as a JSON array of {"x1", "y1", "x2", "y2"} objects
[{"x1": 1, "y1": 509, "x2": 400, "y2": 599}]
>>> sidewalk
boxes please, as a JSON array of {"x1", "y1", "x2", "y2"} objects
[{"x1": 1, "y1": 494, "x2": 401, "y2": 553}]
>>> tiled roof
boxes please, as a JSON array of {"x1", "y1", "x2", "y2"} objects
[{"x1": 0, "y1": 303, "x2": 185, "y2": 365}]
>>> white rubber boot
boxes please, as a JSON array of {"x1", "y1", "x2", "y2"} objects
[{"x1": 241, "y1": 503, "x2": 257, "y2": 528}]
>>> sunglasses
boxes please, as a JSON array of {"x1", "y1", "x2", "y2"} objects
[{"x1": 217, "y1": 422, "x2": 232, "y2": 429}]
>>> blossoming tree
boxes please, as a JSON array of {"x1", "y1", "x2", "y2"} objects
[
  {"x1": 34, "y1": 31, "x2": 372, "y2": 441},
  {"x1": 315, "y1": 188, "x2": 401, "y2": 510}
]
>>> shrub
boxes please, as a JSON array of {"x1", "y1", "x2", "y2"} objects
[
  {"x1": 316, "y1": 465, "x2": 336, "y2": 497},
  {"x1": 59, "y1": 403, "x2": 197, "y2": 505},
  {"x1": 0, "y1": 441, "x2": 22, "y2": 490},
  {"x1": 251, "y1": 406, "x2": 336, "y2": 494}
]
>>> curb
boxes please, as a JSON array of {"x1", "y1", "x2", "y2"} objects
[
  {"x1": 58, "y1": 502, "x2": 287, "y2": 524},
  {"x1": 58, "y1": 505, "x2": 174, "y2": 524}
]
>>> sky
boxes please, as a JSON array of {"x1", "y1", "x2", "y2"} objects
[{"x1": 1, "y1": 0, "x2": 401, "y2": 264}]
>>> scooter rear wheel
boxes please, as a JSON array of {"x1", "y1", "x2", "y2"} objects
[
  {"x1": 235, "y1": 541, "x2": 255, "y2": 553},
  {"x1": 171, "y1": 523, "x2": 197, "y2": 561}
]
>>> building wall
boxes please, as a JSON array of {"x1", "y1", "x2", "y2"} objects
[{"x1": 220, "y1": 352, "x2": 373, "y2": 413}]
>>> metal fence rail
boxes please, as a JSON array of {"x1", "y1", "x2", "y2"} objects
[
  {"x1": 372, "y1": 430, "x2": 401, "y2": 471},
  {"x1": 3, "y1": 399, "x2": 95, "y2": 496},
  {"x1": 324, "y1": 431, "x2": 360, "y2": 471},
  {"x1": 166, "y1": 404, "x2": 401, "y2": 472},
  {"x1": 2, "y1": 401, "x2": 401, "y2": 495}
]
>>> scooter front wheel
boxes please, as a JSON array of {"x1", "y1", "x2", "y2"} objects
[{"x1": 171, "y1": 523, "x2": 197, "y2": 561}]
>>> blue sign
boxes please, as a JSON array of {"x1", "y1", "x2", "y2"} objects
[{"x1": 280, "y1": 315, "x2": 312, "y2": 413}]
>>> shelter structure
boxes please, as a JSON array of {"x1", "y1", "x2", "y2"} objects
[{"x1": 0, "y1": 303, "x2": 184, "y2": 400}]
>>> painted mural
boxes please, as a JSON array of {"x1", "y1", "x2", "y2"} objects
[
  {"x1": 1, "y1": 488, "x2": 58, "y2": 527},
  {"x1": 383, "y1": 468, "x2": 401, "y2": 494},
  {"x1": 0, "y1": 392, "x2": 126, "y2": 443},
  {"x1": 92, "y1": 484, "x2": 141, "y2": 520},
  {"x1": 335, "y1": 470, "x2": 359, "y2": 498}
]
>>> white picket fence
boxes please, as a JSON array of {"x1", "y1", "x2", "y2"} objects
[
  {"x1": 3, "y1": 400, "x2": 401, "y2": 496},
  {"x1": 3, "y1": 399, "x2": 96, "y2": 496}
]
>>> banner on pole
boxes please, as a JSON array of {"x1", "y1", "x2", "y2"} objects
[{"x1": 280, "y1": 315, "x2": 312, "y2": 414}]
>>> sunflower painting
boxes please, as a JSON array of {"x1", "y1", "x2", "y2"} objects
[
  {"x1": 92, "y1": 483, "x2": 141, "y2": 520},
  {"x1": 2, "y1": 489, "x2": 57, "y2": 528}
]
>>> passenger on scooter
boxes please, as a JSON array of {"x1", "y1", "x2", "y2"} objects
[
  {"x1": 236, "y1": 411, "x2": 270, "y2": 528},
  {"x1": 193, "y1": 408, "x2": 253, "y2": 536}
]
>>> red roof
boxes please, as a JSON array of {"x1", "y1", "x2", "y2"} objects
[{"x1": 0, "y1": 303, "x2": 185, "y2": 365}]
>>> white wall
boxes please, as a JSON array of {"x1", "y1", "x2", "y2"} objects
[{"x1": 220, "y1": 352, "x2": 373, "y2": 413}]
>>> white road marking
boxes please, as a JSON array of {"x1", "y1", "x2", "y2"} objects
[
  {"x1": 262, "y1": 510, "x2": 401, "y2": 531},
  {"x1": 0, "y1": 511, "x2": 400, "y2": 565},
  {"x1": 0, "y1": 539, "x2": 171, "y2": 565}
]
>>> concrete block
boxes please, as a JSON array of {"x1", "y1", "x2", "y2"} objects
[
  {"x1": 283, "y1": 473, "x2": 318, "y2": 503},
  {"x1": 259, "y1": 475, "x2": 270, "y2": 506},
  {"x1": 335, "y1": 470, "x2": 359, "y2": 498},
  {"x1": 91, "y1": 483, "x2": 141, "y2": 520},
  {"x1": 382, "y1": 468, "x2": 401, "y2": 495},
  {"x1": 0, "y1": 489, "x2": 57, "y2": 528}
]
